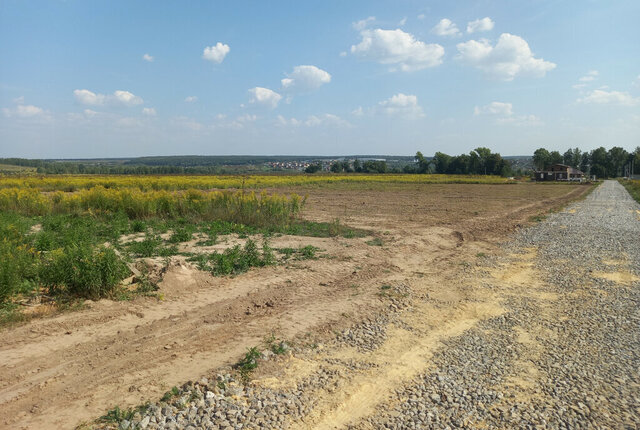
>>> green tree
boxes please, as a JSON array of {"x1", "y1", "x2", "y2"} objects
[
  {"x1": 472, "y1": 147, "x2": 492, "y2": 175},
  {"x1": 549, "y1": 151, "x2": 563, "y2": 166},
  {"x1": 305, "y1": 163, "x2": 322, "y2": 173},
  {"x1": 608, "y1": 146, "x2": 629, "y2": 177},
  {"x1": 353, "y1": 159, "x2": 362, "y2": 173},
  {"x1": 433, "y1": 152, "x2": 452, "y2": 174},
  {"x1": 414, "y1": 151, "x2": 430, "y2": 174},
  {"x1": 533, "y1": 148, "x2": 551, "y2": 170}
]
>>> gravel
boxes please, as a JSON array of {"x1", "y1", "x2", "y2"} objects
[{"x1": 364, "y1": 180, "x2": 640, "y2": 429}]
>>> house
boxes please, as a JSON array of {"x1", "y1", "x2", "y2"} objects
[{"x1": 534, "y1": 164, "x2": 585, "y2": 181}]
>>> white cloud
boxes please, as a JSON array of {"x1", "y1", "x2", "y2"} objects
[
  {"x1": 304, "y1": 113, "x2": 350, "y2": 127},
  {"x1": 353, "y1": 16, "x2": 375, "y2": 31},
  {"x1": 431, "y1": 18, "x2": 461, "y2": 37},
  {"x1": 248, "y1": 87, "x2": 282, "y2": 109},
  {"x1": 236, "y1": 114, "x2": 257, "y2": 122},
  {"x1": 202, "y1": 42, "x2": 230, "y2": 63},
  {"x1": 142, "y1": 107, "x2": 157, "y2": 116},
  {"x1": 377, "y1": 93, "x2": 425, "y2": 118},
  {"x1": 12, "y1": 96, "x2": 25, "y2": 104},
  {"x1": 456, "y1": 33, "x2": 556, "y2": 80},
  {"x1": 579, "y1": 70, "x2": 598, "y2": 82},
  {"x1": 474, "y1": 101, "x2": 513, "y2": 116},
  {"x1": 496, "y1": 114, "x2": 542, "y2": 126},
  {"x1": 633, "y1": 74, "x2": 640, "y2": 87},
  {"x1": 417, "y1": 14, "x2": 425, "y2": 20},
  {"x1": 350, "y1": 28, "x2": 444, "y2": 72},
  {"x1": 281, "y1": 65, "x2": 331, "y2": 92},
  {"x1": 339, "y1": 51, "x2": 347, "y2": 57},
  {"x1": 276, "y1": 115, "x2": 301, "y2": 127},
  {"x1": 73, "y1": 89, "x2": 143, "y2": 106},
  {"x1": 466, "y1": 17, "x2": 494, "y2": 33},
  {"x1": 83, "y1": 109, "x2": 98, "y2": 117},
  {"x1": 276, "y1": 114, "x2": 349, "y2": 127},
  {"x1": 351, "y1": 106, "x2": 364, "y2": 117},
  {"x1": 399, "y1": 17, "x2": 407, "y2": 26},
  {"x1": 577, "y1": 89, "x2": 640, "y2": 106},
  {"x1": 572, "y1": 83, "x2": 587, "y2": 90},
  {"x1": 2, "y1": 104, "x2": 45, "y2": 118},
  {"x1": 474, "y1": 101, "x2": 542, "y2": 126},
  {"x1": 113, "y1": 90, "x2": 143, "y2": 106},
  {"x1": 142, "y1": 53, "x2": 154, "y2": 62},
  {"x1": 184, "y1": 96, "x2": 198, "y2": 103},
  {"x1": 73, "y1": 89, "x2": 106, "y2": 106}
]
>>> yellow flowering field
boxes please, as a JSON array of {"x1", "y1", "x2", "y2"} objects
[{"x1": 0, "y1": 173, "x2": 511, "y2": 192}]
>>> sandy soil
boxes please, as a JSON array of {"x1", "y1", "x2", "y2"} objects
[{"x1": 0, "y1": 183, "x2": 590, "y2": 429}]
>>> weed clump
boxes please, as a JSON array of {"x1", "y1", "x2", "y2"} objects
[
  {"x1": 190, "y1": 239, "x2": 276, "y2": 276},
  {"x1": 39, "y1": 245, "x2": 129, "y2": 300},
  {"x1": 234, "y1": 346, "x2": 262, "y2": 381}
]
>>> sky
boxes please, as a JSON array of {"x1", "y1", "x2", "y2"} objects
[{"x1": 1, "y1": 0, "x2": 639, "y2": 159}]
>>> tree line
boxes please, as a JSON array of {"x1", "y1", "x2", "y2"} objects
[
  {"x1": 324, "y1": 148, "x2": 513, "y2": 176},
  {"x1": 533, "y1": 146, "x2": 640, "y2": 178}
]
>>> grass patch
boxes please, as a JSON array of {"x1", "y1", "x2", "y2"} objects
[
  {"x1": 188, "y1": 239, "x2": 275, "y2": 276},
  {"x1": 366, "y1": 237, "x2": 384, "y2": 246},
  {"x1": 161, "y1": 386, "x2": 180, "y2": 402},
  {"x1": 619, "y1": 179, "x2": 640, "y2": 203},
  {"x1": 234, "y1": 346, "x2": 262, "y2": 381}
]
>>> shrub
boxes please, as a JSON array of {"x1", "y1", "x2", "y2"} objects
[{"x1": 40, "y1": 245, "x2": 129, "y2": 300}]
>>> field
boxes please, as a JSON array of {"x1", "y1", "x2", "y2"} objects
[{"x1": 0, "y1": 176, "x2": 595, "y2": 429}]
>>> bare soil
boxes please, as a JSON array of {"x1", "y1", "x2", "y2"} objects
[{"x1": 0, "y1": 183, "x2": 590, "y2": 429}]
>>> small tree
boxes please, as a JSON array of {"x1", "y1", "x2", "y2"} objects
[{"x1": 305, "y1": 163, "x2": 322, "y2": 174}]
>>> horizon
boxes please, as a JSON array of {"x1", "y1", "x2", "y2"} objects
[{"x1": 1, "y1": 1, "x2": 639, "y2": 158}]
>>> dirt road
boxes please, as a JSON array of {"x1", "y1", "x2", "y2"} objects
[{"x1": 0, "y1": 183, "x2": 595, "y2": 429}]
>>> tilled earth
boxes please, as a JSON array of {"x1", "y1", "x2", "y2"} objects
[
  {"x1": 111, "y1": 180, "x2": 639, "y2": 430},
  {"x1": 0, "y1": 182, "x2": 622, "y2": 429}
]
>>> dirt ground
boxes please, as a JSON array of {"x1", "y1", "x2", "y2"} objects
[{"x1": 0, "y1": 183, "x2": 591, "y2": 429}]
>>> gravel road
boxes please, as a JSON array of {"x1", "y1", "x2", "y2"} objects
[
  {"x1": 109, "y1": 180, "x2": 640, "y2": 429},
  {"x1": 366, "y1": 180, "x2": 640, "y2": 429}
]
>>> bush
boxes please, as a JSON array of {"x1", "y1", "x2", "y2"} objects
[
  {"x1": 192, "y1": 239, "x2": 276, "y2": 276},
  {"x1": 40, "y1": 245, "x2": 129, "y2": 300}
]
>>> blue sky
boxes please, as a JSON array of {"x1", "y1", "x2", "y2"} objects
[{"x1": 1, "y1": 0, "x2": 639, "y2": 158}]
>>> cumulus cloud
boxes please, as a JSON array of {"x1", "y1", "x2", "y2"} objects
[
  {"x1": 202, "y1": 42, "x2": 230, "y2": 63},
  {"x1": 248, "y1": 87, "x2": 282, "y2": 109},
  {"x1": 579, "y1": 70, "x2": 598, "y2": 82},
  {"x1": 377, "y1": 93, "x2": 425, "y2": 118},
  {"x1": 276, "y1": 114, "x2": 350, "y2": 127},
  {"x1": 73, "y1": 89, "x2": 106, "y2": 106},
  {"x1": 417, "y1": 14, "x2": 425, "y2": 20},
  {"x1": 281, "y1": 65, "x2": 331, "y2": 92},
  {"x1": 2, "y1": 104, "x2": 45, "y2": 118},
  {"x1": 474, "y1": 101, "x2": 541, "y2": 126},
  {"x1": 431, "y1": 18, "x2": 461, "y2": 37},
  {"x1": 350, "y1": 28, "x2": 444, "y2": 72},
  {"x1": 304, "y1": 113, "x2": 350, "y2": 127},
  {"x1": 353, "y1": 16, "x2": 375, "y2": 31},
  {"x1": 474, "y1": 101, "x2": 513, "y2": 116},
  {"x1": 184, "y1": 96, "x2": 198, "y2": 103},
  {"x1": 142, "y1": 107, "x2": 157, "y2": 116},
  {"x1": 577, "y1": 90, "x2": 640, "y2": 106},
  {"x1": 113, "y1": 90, "x2": 143, "y2": 106},
  {"x1": 142, "y1": 53, "x2": 154, "y2": 62},
  {"x1": 73, "y1": 89, "x2": 143, "y2": 106},
  {"x1": 466, "y1": 17, "x2": 494, "y2": 33},
  {"x1": 456, "y1": 33, "x2": 556, "y2": 80}
]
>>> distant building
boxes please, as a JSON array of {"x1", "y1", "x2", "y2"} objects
[{"x1": 534, "y1": 164, "x2": 585, "y2": 181}]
